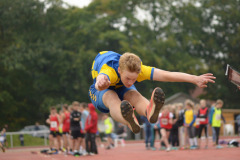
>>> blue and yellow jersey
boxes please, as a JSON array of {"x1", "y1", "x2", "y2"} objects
[{"x1": 91, "y1": 51, "x2": 154, "y2": 89}]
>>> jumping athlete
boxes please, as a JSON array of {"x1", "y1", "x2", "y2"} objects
[{"x1": 89, "y1": 51, "x2": 216, "y2": 133}]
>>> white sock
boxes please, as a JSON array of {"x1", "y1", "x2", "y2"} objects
[
  {"x1": 194, "y1": 138, "x2": 198, "y2": 146},
  {"x1": 189, "y1": 138, "x2": 193, "y2": 146}
]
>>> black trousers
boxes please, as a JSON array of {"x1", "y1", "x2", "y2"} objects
[
  {"x1": 214, "y1": 127, "x2": 220, "y2": 145},
  {"x1": 85, "y1": 133, "x2": 98, "y2": 154},
  {"x1": 170, "y1": 129, "x2": 179, "y2": 147},
  {"x1": 198, "y1": 124, "x2": 208, "y2": 138}
]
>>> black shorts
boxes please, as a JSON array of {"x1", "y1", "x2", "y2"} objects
[
  {"x1": 71, "y1": 130, "x2": 83, "y2": 139},
  {"x1": 79, "y1": 133, "x2": 85, "y2": 138},
  {"x1": 62, "y1": 131, "x2": 70, "y2": 135},
  {"x1": 50, "y1": 131, "x2": 61, "y2": 137}
]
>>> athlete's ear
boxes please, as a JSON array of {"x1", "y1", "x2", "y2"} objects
[{"x1": 118, "y1": 67, "x2": 121, "y2": 75}]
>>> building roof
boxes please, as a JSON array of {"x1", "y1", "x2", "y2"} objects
[{"x1": 165, "y1": 92, "x2": 199, "y2": 105}]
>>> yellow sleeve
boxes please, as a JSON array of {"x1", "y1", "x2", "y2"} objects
[
  {"x1": 136, "y1": 64, "x2": 154, "y2": 82},
  {"x1": 99, "y1": 64, "x2": 120, "y2": 86}
]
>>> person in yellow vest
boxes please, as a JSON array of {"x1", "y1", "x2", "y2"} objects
[
  {"x1": 103, "y1": 114, "x2": 114, "y2": 149},
  {"x1": 209, "y1": 99, "x2": 226, "y2": 149},
  {"x1": 184, "y1": 100, "x2": 198, "y2": 149}
]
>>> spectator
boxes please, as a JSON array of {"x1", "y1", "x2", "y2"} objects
[
  {"x1": 209, "y1": 102, "x2": 216, "y2": 144},
  {"x1": 184, "y1": 100, "x2": 198, "y2": 149},
  {"x1": 46, "y1": 107, "x2": 61, "y2": 154},
  {"x1": 114, "y1": 123, "x2": 127, "y2": 147},
  {"x1": 3, "y1": 125, "x2": 8, "y2": 148},
  {"x1": 152, "y1": 120, "x2": 161, "y2": 149},
  {"x1": 0, "y1": 128, "x2": 6, "y2": 152},
  {"x1": 170, "y1": 104, "x2": 179, "y2": 149},
  {"x1": 209, "y1": 99, "x2": 226, "y2": 149},
  {"x1": 79, "y1": 102, "x2": 89, "y2": 155},
  {"x1": 194, "y1": 103, "x2": 200, "y2": 149},
  {"x1": 19, "y1": 134, "x2": 24, "y2": 146},
  {"x1": 159, "y1": 105, "x2": 173, "y2": 151},
  {"x1": 236, "y1": 114, "x2": 240, "y2": 136},
  {"x1": 197, "y1": 100, "x2": 209, "y2": 149},
  {"x1": 34, "y1": 122, "x2": 40, "y2": 131},
  {"x1": 70, "y1": 101, "x2": 82, "y2": 156},
  {"x1": 103, "y1": 114, "x2": 114, "y2": 149},
  {"x1": 60, "y1": 104, "x2": 70, "y2": 154},
  {"x1": 176, "y1": 103, "x2": 185, "y2": 149},
  {"x1": 141, "y1": 116, "x2": 155, "y2": 150},
  {"x1": 85, "y1": 103, "x2": 98, "y2": 155}
]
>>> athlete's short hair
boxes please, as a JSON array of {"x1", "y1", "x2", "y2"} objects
[
  {"x1": 50, "y1": 106, "x2": 56, "y2": 110},
  {"x1": 119, "y1": 52, "x2": 141, "y2": 73},
  {"x1": 185, "y1": 99, "x2": 194, "y2": 108},
  {"x1": 81, "y1": 102, "x2": 88, "y2": 109},
  {"x1": 216, "y1": 99, "x2": 223, "y2": 105},
  {"x1": 63, "y1": 104, "x2": 68, "y2": 110},
  {"x1": 72, "y1": 101, "x2": 80, "y2": 106}
]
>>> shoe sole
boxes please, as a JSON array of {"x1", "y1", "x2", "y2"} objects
[
  {"x1": 148, "y1": 87, "x2": 165, "y2": 123},
  {"x1": 121, "y1": 100, "x2": 140, "y2": 134}
]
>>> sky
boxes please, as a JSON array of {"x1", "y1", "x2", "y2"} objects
[{"x1": 62, "y1": 0, "x2": 92, "y2": 8}]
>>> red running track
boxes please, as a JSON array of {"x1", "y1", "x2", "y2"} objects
[{"x1": 0, "y1": 139, "x2": 239, "y2": 160}]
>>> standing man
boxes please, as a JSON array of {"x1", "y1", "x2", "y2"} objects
[
  {"x1": 79, "y1": 102, "x2": 89, "y2": 155},
  {"x1": 141, "y1": 116, "x2": 155, "y2": 150},
  {"x1": 60, "y1": 104, "x2": 70, "y2": 154},
  {"x1": 70, "y1": 101, "x2": 82, "y2": 156},
  {"x1": 0, "y1": 128, "x2": 6, "y2": 152},
  {"x1": 46, "y1": 107, "x2": 61, "y2": 154},
  {"x1": 209, "y1": 99, "x2": 226, "y2": 149},
  {"x1": 103, "y1": 114, "x2": 114, "y2": 149},
  {"x1": 197, "y1": 99, "x2": 209, "y2": 149},
  {"x1": 85, "y1": 103, "x2": 98, "y2": 155},
  {"x1": 236, "y1": 114, "x2": 240, "y2": 136},
  {"x1": 89, "y1": 51, "x2": 215, "y2": 133}
]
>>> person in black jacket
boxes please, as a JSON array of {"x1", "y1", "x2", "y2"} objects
[{"x1": 70, "y1": 101, "x2": 82, "y2": 157}]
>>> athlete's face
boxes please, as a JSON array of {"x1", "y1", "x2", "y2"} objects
[
  {"x1": 118, "y1": 68, "x2": 139, "y2": 88},
  {"x1": 216, "y1": 103, "x2": 223, "y2": 109},
  {"x1": 200, "y1": 100, "x2": 206, "y2": 108},
  {"x1": 51, "y1": 109, "x2": 56, "y2": 115}
]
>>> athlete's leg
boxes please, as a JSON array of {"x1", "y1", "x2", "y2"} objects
[
  {"x1": 198, "y1": 125, "x2": 204, "y2": 148},
  {"x1": 102, "y1": 90, "x2": 127, "y2": 124},
  {"x1": 49, "y1": 134, "x2": 54, "y2": 149},
  {"x1": 124, "y1": 88, "x2": 165, "y2": 123},
  {"x1": 62, "y1": 133, "x2": 68, "y2": 150},
  {"x1": 56, "y1": 134, "x2": 62, "y2": 150},
  {"x1": 102, "y1": 90, "x2": 141, "y2": 133},
  {"x1": 123, "y1": 90, "x2": 149, "y2": 116},
  {"x1": 204, "y1": 125, "x2": 208, "y2": 147},
  {"x1": 160, "y1": 129, "x2": 170, "y2": 149}
]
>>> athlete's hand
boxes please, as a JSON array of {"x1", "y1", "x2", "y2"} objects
[
  {"x1": 95, "y1": 74, "x2": 111, "y2": 91},
  {"x1": 194, "y1": 73, "x2": 216, "y2": 88}
]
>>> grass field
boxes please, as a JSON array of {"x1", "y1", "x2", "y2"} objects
[{"x1": 6, "y1": 134, "x2": 48, "y2": 147}]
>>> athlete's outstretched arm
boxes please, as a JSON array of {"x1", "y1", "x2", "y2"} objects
[
  {"x1": 95, "y1": 74, "x2": 111, "y2": 91},
  {"x1": 152, "y1": 68, "x2": 216, "y2": 88}
]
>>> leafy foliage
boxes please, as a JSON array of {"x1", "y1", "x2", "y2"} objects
[{"x1": 0, "y1": 0, "x2": 239, "y2": 130}]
